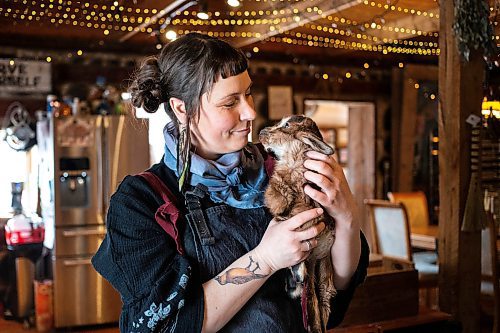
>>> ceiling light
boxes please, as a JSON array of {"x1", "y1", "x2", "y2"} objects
[
  {"x1": 165, "y1": 30, "x2": 177, "y2": 40},
  {"x1": 197, "y1": 11, "x2": 209, "y2": 20},
  {"x1": 227, "y1": 0, "x2": 240, "y2": 7},
  {"x1": 197, "y1": 1, "x2": 209, "y2": 20}
]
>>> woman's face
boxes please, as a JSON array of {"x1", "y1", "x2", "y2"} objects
[{"x1": 190, "y1": 70, "x2": 255, "y2": 160}]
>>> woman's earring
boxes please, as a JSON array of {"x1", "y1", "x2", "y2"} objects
[{"x1": 177, "y1": 123, "x2": 191, "y2": 192}]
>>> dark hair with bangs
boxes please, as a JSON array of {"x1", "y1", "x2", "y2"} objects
[{"x1": 129, "y1": 32, "x2": 248, "y2": 133}]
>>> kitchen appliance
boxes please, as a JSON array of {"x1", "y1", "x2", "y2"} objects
[{"x1": 36, "y1": 113, "x2": 150, "y2": 328}]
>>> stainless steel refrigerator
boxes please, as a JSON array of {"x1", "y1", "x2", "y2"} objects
[{"x1": 37, "y1": 114, "x2": 150, "y2": 328}]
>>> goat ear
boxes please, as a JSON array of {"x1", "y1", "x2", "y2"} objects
[{"x1": 296, "y1": 132, "x2": 334, "y2": 155}]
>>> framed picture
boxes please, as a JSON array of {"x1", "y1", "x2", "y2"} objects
[{"x1": 268, "y1": 85, "x2": 293, "y2": 120}]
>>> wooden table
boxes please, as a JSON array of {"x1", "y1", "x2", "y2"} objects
[
  {"x1": 329, "y1": 307, "x2": 454, "y2": 333},
  {"x1": 411, "y1": 225, "x2": 439, "y2": 251},
  {"x1": 410, "y1": 225, "x2": 500, "y2": 260}
]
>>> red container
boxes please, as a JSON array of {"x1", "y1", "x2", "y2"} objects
[
  {"x1": 34, "y1": 280, "x2": 54, "y2": 332},
  {"x1": 5, "y1": 214, "x2": 44, "y2": 246}
]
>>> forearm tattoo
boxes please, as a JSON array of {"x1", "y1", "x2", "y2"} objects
[{"x1": 215, "y1": 256, "x2": 268, "y2": 285}]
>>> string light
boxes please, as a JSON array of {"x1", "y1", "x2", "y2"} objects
[
  {"x1": 179, "y1": 29, "x2": 440, "y2": 56},
  {"x1": 361, "y1": 0, "x2": 439, "y2": 18},
  {"x1": 7, "y1": 0, "x2": 497, "y2": 58}
]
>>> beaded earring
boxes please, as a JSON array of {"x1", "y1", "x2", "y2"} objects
[{"x1": 177, "y1": 122, "x2": 191, "y2": 192}]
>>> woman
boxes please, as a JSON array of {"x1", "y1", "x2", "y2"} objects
[{"x1": 92, "y1": 32, "x2": 369, "y2": 333}]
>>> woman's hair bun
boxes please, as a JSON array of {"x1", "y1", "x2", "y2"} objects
[{"x1": 129, "y1": 57, "x2": 164, "y2": 113}]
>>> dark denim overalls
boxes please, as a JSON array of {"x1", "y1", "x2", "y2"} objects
[{"x1": 182, "y1": 184, "x2": 305, "y2": 333}]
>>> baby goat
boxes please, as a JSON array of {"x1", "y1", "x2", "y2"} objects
[{"x1": 259, "y1": 115, "x2": 336, "y2": 333}]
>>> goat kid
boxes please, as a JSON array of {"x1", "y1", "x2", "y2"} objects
[{"x1": 259, "y1": 115, "x2": 336, "y2": 333}]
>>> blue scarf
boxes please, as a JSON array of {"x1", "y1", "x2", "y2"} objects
[{"x1": 163, "y1": 121, "x2": 267, "y2": 209}]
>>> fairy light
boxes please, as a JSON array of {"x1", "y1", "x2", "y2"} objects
[
  {"x1": 1, "y1": 0, "x2": 449, "y2": 57},
  {"x1": 361, "y1": 0, "x2": 439, "y2": 19}
]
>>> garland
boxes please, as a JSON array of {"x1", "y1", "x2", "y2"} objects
[{"x1": 452, "y1": 0, "x2": 497, "y2": 63}]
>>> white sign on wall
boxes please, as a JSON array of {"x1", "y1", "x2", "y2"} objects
[{"x1": 0, "y1": 59, "x2": 51, "y2": 93}]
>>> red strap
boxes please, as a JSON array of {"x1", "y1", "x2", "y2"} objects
[
  {"x1": 301, "y1": 279, "x2": 309, "y2": 331},
  {"x1": 264, "y1": 154, "x2": 275, "y2": 177},
  {"x1": 138, "y1": 172, "x2": 184, "y2": 255},
  {"x1": 256, "y1": 143, "x2": 275, "y2": 176}
]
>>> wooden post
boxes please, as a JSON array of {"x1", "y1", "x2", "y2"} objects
[{"x1": 438, "y1": 1, "x2": 484, "y2": 332}]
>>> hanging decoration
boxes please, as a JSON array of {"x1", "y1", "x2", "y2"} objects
[
  {"x1": 452, "y1": 0, "x2": 498, "y2": 63},
  {"x1": 1, "y1": 102, "x2": 37, "y2": 152}
]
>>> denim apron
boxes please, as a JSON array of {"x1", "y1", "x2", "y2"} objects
[{"x1": 182, "y1": 184, "x2": 305, "y2": 333}]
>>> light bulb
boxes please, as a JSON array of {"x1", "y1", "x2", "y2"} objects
[
  {"x1": 227, "y1": 0, "x2": 240, "y2": 7},
  {"x1": 165, "y1": 30, "x2": 177, "y2": 40}
]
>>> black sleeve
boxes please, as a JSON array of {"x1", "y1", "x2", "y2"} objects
[
  {"x1": 326, "y1": 231, "x2": 370, "y2": 329},
  {"x1": 92, "y1": 176, "x2": 204, "y2": 333}
]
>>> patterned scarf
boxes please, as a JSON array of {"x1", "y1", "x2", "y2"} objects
[{"x1": 163, "y1": 120, "x2": 267, "y2": 209}]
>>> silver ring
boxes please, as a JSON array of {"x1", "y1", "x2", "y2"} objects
[{"x1": 305, "y1": 239, "x2": 312, "y2": 251}]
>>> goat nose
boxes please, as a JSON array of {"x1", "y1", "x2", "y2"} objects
[{"x1": 258, "y1": 129, "x2": 268, "y2": 141}]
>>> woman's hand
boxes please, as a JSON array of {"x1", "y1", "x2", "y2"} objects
[
  {"x1": 253, "y1": 208, "x2": 325, "y2": 273},
  {"x1": 303, "y1": 150, "x2": 362, "y2": 289},
  {"x1": 303, "y1": 150, "x2": 358, "y2": 227}
]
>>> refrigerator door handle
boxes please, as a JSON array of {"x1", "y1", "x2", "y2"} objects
[
  {"x1": 62, "y1": 229, "x2": 107, "y2": 237},
  {"x1": 95, "y1": 115, "x2": 104, "y2": 225},
  {"x1": 63, "y1": 258, "x2": 92, "y2": 266}
]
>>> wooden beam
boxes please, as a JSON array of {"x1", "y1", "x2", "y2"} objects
[
  {"x1": 397, "y1": 64, "x2": 438, "y2": 191},
  {"x1": 438, "y1": 1, "x2": 484, "y2": 332}
]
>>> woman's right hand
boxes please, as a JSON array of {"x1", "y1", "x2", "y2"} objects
[{"x1": 253, "y1": 208, "x2": 325, "y2": 273}]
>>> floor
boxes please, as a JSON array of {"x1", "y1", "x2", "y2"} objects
[
  {"x1": 0, "y1": 309, "x2": 495, "y2": 333},
  {"x1": 0, "y1": 316, "x2": 119, "y2": 333}
]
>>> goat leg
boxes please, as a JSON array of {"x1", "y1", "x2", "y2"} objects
[
  {"x1": 317, "y1": 257, "x2": 336, "y2": 331},
  {"x1": 306, "y1": 263, "x2": 323, "y2": 333}
]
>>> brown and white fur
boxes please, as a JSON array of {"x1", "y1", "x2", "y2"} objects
[{"x1": 259, "y1": 115, "x2": 336, "y2": 333}]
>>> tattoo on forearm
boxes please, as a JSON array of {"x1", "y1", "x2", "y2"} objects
[{"x1": 214, "y1": 256, "x2": 268, "y2": 285}]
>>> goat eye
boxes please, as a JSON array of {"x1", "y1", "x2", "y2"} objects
[{"x1": 284, "y1": 123, "x2": 290, "y2": 128}]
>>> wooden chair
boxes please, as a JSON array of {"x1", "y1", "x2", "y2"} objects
[
  {"x1": 481, "y1": 211, "x2": 499, "y2": 333},
  {"x1": 387, "y1": 191, "x2": 430, "y2": 229},
  {"x1": 364, "y1": 199, "x2": 438, "y2": 308}
]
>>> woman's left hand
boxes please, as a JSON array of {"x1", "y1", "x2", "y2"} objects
[{"x1": 303, "y1": 150, "x2": 358, "y2": 226}]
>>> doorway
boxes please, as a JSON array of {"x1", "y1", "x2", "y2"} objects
[{"x1": 304, "y1": 100, "x2": 376, "y2": 244}]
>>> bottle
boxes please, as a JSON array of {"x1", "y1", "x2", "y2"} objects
[{"x1": 46, "y1": 95, "x2": 57, "y2": 115}]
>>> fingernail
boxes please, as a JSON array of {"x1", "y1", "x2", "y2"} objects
[{"x1": 316, "y1": 208, "x2": 323, "y2": 214}]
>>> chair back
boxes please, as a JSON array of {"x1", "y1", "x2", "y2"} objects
[
  {"x1": 481, "y1": 212, "x2": 499, "y2": 283},
  {"x1": 387, "y1": 191, "x2": 430, "y2": 229},
  {"x1": 364, "y1": 199, "x2": 413, "y2": 262},
  {"x1": 481, "y1": 211, "x2": 500, "y2": 332}
]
